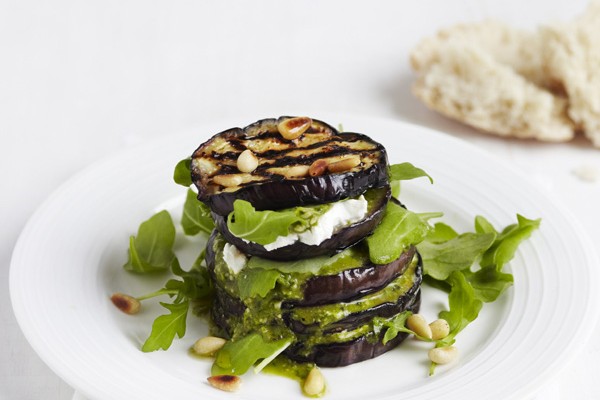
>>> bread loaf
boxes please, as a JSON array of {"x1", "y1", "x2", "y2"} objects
[{"x1": 410, "y1": 2, "x2": 600, "y2": 147}]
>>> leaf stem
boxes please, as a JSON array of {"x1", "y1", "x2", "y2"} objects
[{"x1": 136, "y1": 289, "x2": 178, "y2": 301}]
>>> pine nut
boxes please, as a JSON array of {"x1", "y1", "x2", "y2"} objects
[
  {"x1": 284, "y1": 165, "x2": 310, "y2": 178},
  {"x1": 193, "y1": 336, "x2": 227, "y2": 356},
  {"x1": 277, "y1": 116, "x2": 312, "y2": 140},
  {"x1": 303, "y1": 367, "x2": 325, "y2": 396},
  {"x1": 213, "y1": 174, "x2": 243, "y2": 187},
  {"x1": 430, "y1": 319, "x2": 450, "y2": 340},
  {"x1": 327, "y1": 155, "x2": 361, "y2": 173},
  {"x1": 428, "y1": 346, "x2": 458, "y2": 364},
  {"x1": 237, "y1": 149, "x2": 259, "y2": 173},
  {"x1": 110, "y1": 293, "x2": 141, "y2": 315},
  {"x1": 407, "y1": 314, "x2": 432, "y2": 340},
  {"x1": 309, "y1": 159, "x2": 328, "y2": 177},
  {"x1": 207, "y1": 375, "x2": 241, "y2": 392}
]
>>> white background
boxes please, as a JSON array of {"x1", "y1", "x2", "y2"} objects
[{"x1": 2, "y1": 1, "x2": 599, "y2": 399}]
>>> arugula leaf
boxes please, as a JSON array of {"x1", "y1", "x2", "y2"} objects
[
  {"x1": 418, "y1": 232, "x2": 496, "y2": 280},
  {"x1": 372, "y1": 311, "x2": 414, "y2": 344},
  {"x1": 226, "y1": 200, "x2": 330, "y2": 245},
  {"x1": 227, "y1": 200, "x2": 302, "y2": 245},
  {"x1": 169, "y1": 257, "x2": 213, "y2": 302},
  {"x1": 480, "y1": 215, "x2": 541, "y2": 270},
  {"x1": 247, "y1": 248, "x2": 363, "y2": 275},
  {"x1": 212, "y1": 333, "x2": 292, "y2": 375},
  {"x1": 438, "y1": 271, "x2": 483, "y2": 346},
  {"x1": 123, "y1": 210, "x2": 176, "y2": 273},
  {"x1": 389, "y1": 162, "x2": 433, "y2": 184},
  {"x1": 173, "y1": 158, "x2": 192, "y2": 187},
  {"x1": 367, "y1": 202, "x2": 431, "y2": 265},
  {"x1": 237, "y1": 268, "x2": 281, "y2": 299},
  {"x1": 181, "y1": 189, "x2": 214, "y2": 235},
  {"x1": 141, "y1": 300, "x2": 189, "y2": 352},
  {"x1": 474, "y1": 215, "x2": 497, "y2": 235},
  {"x1": 464, "y1": 266, "x2": 513, "y2": 303},
  {"x1": 391, "y1": 180, "x2": 401, "y2": 199},
  {"x1": 427, "y1": 222, "x2": 458, "y2": 243}
]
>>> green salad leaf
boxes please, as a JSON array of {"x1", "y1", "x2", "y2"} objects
[
  {"x1": 438, "y1": 271, "x2": 483, "y2": 346},
  {"x1": 373, "y1": 311, "x2": 414, "y2": 344},
  {"x1": 464, "y1": 265, "x2": 514, "y2": 303},
  {"x1": 367, "y1": 202, "x2": 431, "y2": 264},
  {"x1": 418, "y1": 232, "x2": 496, "y2": 280},
  {"x1": 237, "y1": 268, "x2": 281, "y2": 299},
  {"x1": 212, "y1": 333, "x2": 292, "y2": 376},
  {"x1": 427, "y1": 222, "x2": 459, "y2": 243},
  {"x1": 136, "y1": 253, "x2": 212, "y2": 352},
  {"x1": 389, "y1": 162, "x2": 433, "y2": 184},
  {"x1": 226, "y1": 200, "x2": 329, "y2": 245},
  {"x1": 181, "y1": 188, "x2": 214, "y2": 235},
  {"x1": 141, "y1": 300, "x2": 189, "y2": 352},
  {"x1": 173, "y1": 158, "x2": 192, "y2": 187},
  {"x1": 479, "y1": 214, "x2": 541, "y2": 270},
  {"x1": 123, "y1": 210, "x2": 176, "y2": 273}
]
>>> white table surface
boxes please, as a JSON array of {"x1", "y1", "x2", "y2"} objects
[{"x1": 2, "y1": 1, "x2": 599, "y2": 399}]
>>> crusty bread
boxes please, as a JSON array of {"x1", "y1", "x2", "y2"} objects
[
  {"x1": 412, "y1": 43, "x2": 574, "y2": 141},
  {"x1": 539, "y1": 1, "x2": 600, "y2": 146},
  {"x1": 411, "y1": 21, "x2": 548, "y2": 88},
  {"x1": 410, "y1": 3, "x2": 600, "y2": 147}
]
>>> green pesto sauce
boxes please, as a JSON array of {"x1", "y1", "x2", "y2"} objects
[
  {"x1": 264, "y1": 357, "x2": 326, "y2": 398},
  {"x1": 210, "y1": 232, "x2": 418, "y2": 346},
  {"x1": 289, "y1": 257, "x2": 418, "y2": 328}
]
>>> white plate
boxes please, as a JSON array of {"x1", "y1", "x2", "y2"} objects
[{"x1": 10, "y1": 115, "x2": 599, "y2": 400}]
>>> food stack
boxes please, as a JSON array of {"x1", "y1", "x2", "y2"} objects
[{"x1": 191, "y1": 117, "x2": 423, "y2": 367}]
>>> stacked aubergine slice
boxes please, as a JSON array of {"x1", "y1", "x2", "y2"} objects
[{"x1": 192, "y1": 117, "x2": 423, "y2": 367}]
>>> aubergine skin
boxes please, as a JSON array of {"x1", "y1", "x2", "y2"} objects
[
  {"x1": 283, "y1": 292, "x2": 421, "y2": 368},
  {"x1": 206, "y1": 161, "x2": 389, "y2": 216},
  {"x1": 211, "y1": 187, "x2": 390, "y2": 261},
  {"x1": 205, "y1": 229, "x2": 416, "y2": 309},
  {"x1": 285, "y1": 254, "x2": 422, "y2": 334},
  {"x1": 191, "y1": 117, "x2": 390, "y2": 216},
  {"x1": 297, "y1": 245, "x2": 416, "y2": 307}
]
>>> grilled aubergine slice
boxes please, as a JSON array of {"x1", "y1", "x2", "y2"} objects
[
  {"x1": 205, "y1": 231, "x2": 417, "y2": 307},
  {"x1": 284, "y1": 292, "x2": 420, "y2": 367},
  {"x1": 206, "y1": 231, "x2": 422, "y2": 367},
  {"x1": 212, "y1": 186, "x2": 390, "y2": 260},
  {"x1": 191, "y1": 116, "x2": 390, "y2": 216}
]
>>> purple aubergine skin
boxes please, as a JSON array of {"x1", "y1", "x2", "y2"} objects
[
  {"x1": 204, "y1": 229, "x2": 416, "y2": 309},
  {"x1": 190, "y1": 117, "x2": 390, "y2": 216},
  {"x1": 296, "y1": 245, "x2": 416, "y2": 307},
  {"x1": 211, "y1": 187, "x2": 390, "y2": 261},
  {"x1": 210, "y1": 291, "x2": 421, "y2": 368},
  {"x1": 284, "y1": 254, "x2": 422, "y2": 334},
  {"x1": 283, "y1": 291, "x2": 421, "y2": 368}
]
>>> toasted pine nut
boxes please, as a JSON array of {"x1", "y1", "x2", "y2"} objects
[
  {"x1": 193, "y1": 336, "x2": 227, "y2": 356},
  {"x1": 430, "y1": 319, "x2": 450, "y2": 340},
  {"x1": 327, "y1": 155, "x2": 361, "y2": 173},
  {"x1": 110, "y1": 293, "x2": 141, "y2": 315},
  {"x1": 428, "y1": 346, "x2": 458, "y2": 364},
  {"x1": 236, "y1": 149, "x2": 259, "y2": 173},
  {"x1": 237, "y1": 149, "x2": 258, "y2": 173},
  {"x1": 207, "y1": 375, "x2": 241, "y2": 392},
  {"x1": 277, "y1": 116, "x2": 312, "y2": 140},
  {"x1": 309, "y1": 159, "x2": 328, "y2": 177},
  {"x1": 407, "y1": 314, "x2": 432, "y2": 340},
  {"x1": 285, "y1": 165, "x2": 310, "y2": 179},
  {"x1": 213, "y1": 174, "x2": 243, "y2": 187},
  {"x1": 303, "y1": 367, "x2": 326, "y2": 396}
]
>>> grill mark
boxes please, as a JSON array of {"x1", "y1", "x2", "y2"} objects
[
  {"x1": 257, "y1": 149, "x2": 378, "y2": 170},
  {"x1": 202, "y1": 139, "x2": 379, "y2": 162}
]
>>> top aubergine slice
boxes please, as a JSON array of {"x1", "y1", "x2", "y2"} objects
[{"x1": 191, "y1": 117, "x2": 390, "y2": 216}]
